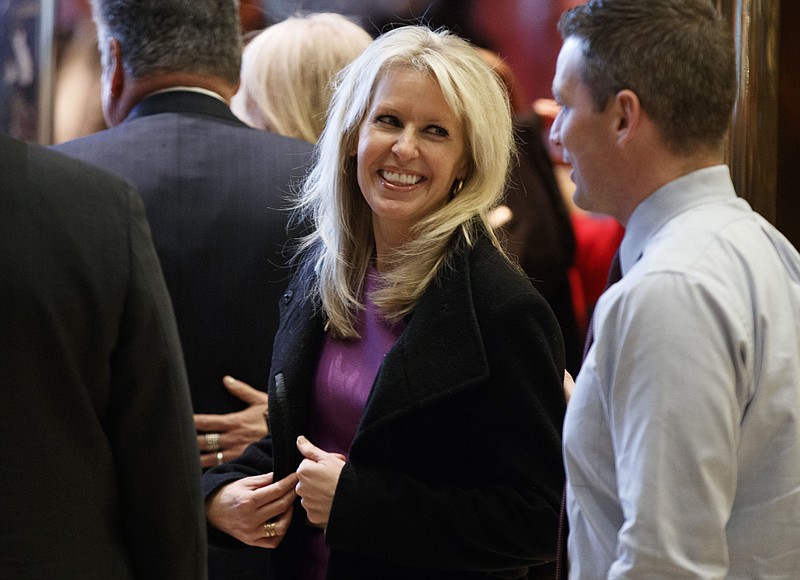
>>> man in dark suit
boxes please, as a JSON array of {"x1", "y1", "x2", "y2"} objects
[
  {"x1": 56, "y1": 0, "x2": 313, "y2": 464},
  {"x1": 54, "y1": 2, "x2": 313, "y2": 576},
  {"x1": 0, "y1": 132, "x2": 205, "y2": 579}
]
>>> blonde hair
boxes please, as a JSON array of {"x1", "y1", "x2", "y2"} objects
[
  {"x1": 296, "y1": 26, "x2": 515, "y2": 338},
  {"x1": 232, "y1": 13, "x2": 373, "y2": 143}
]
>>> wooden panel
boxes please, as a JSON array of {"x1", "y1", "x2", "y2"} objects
[{"x1": 777, "y1": 0, "x2": 800, "y2": 247}]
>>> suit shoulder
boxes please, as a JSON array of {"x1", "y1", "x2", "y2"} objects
[
  {"x1": 250, "y1": 129, "x2": 314, "y2": 153},
  {"x1": 31, "y1": 142, "x2": 135, "y2": 202},
  {"x1": 4, "y1": 138, "x2": 142, "y2": 270},
  {"x1": 236, "y1": 128, "x2": 315, "y2": 172}
]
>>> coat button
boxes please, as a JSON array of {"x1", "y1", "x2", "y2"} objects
[{"x1": 282, "y1": 290, "x2": 293, "y2": 304}]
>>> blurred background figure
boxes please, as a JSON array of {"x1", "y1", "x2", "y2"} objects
[
  {"x1": 566, "y1": 210, "x2": 624, "y2": 339},
  {"x1": 232, "y1": 12, "x2": 372, "y2": 143},
  {"x1": 259, "y1": 0, "x2": 467, "y2": 35},
  {"x1": 257, "y1": 0, "x2": 580, "y2": 101},
  {"x1": 1, "y1": 132, "x2": 205, "y2": 579},
  {"x1": 1, "y1": 0, "x2": 37, "y2": 140},
  {"x1": 479, "y1": 47, "x2": 582, "y2": 375},
  {"x1": 52, "y1": 0, "x2": 105, "y2": 143}
]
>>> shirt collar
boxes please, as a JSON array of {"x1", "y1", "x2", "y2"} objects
[
  {"x1": 146, "y1": 86, "x2": 228, "y2": 104},
  {"x1": 620, "y1": 165, "x2": 736, "y2": 275}
]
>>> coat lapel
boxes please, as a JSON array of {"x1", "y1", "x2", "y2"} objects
[
  {"x1": 355, "y1": 238, "x2": 490, "y2": 441},
  {"x1": 273, "y1": 236, "x2": 495, "y2": 458}
]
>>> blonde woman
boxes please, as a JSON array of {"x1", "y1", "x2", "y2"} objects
[
  {"x1": 231, "y1": 12, "x2": 373, "y2": 143},
  {"x1": 205, "y1": 25, "x2": 566, "y2": 579}
]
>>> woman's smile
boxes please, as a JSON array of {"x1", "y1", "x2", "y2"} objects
[{"x1": 378, "y1": 169, "x2": 425, "y2": 188}]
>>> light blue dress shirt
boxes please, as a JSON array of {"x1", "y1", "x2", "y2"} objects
[{"x1": 564, "y1": 166, "x2": 800, "y2": 579}]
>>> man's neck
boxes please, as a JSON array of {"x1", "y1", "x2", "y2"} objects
[
  {"x1": 616, "y1": 144, "x2": 725, "y2": 227},
  {"x1": 112, "y1": 73, "x2": 237, "y2": 126}
]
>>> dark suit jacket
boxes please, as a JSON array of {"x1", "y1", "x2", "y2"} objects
[
  {"x1": 0, "y1": 134, "x2": 205, "y2": 579},
  {"x1": 54, "y1": 91, "x2": 314, "y2": 414},
  {"x1": 204, "y1": 230, "x2": 567, "y2": 579}
]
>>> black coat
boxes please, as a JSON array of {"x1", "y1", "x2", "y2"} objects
[
  {"x1": 1, "y1": 134, "x2": 205, "y2": 579},
  {"x1": 204, "y1": 232, "x2": 567, "y2": 579}
]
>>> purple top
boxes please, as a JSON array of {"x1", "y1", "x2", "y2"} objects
[{"x1": 301, "y1": 267, "x2": 405, "y2": 580}]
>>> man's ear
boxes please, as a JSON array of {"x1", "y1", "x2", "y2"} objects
[
  {"x1": 100, "y1": 37, "x2": 125, "y2": 100},
  {"x1": 108, "y1": 37, "x2": 125, "y2": 99},
  {"x1": 612, "y1": 89, "x2": 641, "y2": 146}
]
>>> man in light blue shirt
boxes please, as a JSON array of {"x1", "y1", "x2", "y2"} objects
[{"x1": 549, "y1": 0, "x2": 800, "y2": 577}]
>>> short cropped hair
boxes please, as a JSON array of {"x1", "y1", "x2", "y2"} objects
[
  {"x1": 559, "y1": 0, "x2": 736, "y2": 154},
  {"x1": 92, "y1": 0, "x2": 241, "y2": 85},
  {"x1": 233, "y1": 13, "x2": 373, "y2": 143},
  {"x1": 296, "y1": 26, "x2": 514, "y2": 337}
]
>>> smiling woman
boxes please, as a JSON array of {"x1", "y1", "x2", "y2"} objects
[
  {"x1": 356, "y1": 67, "x2": 469, "y2": 262},
  {"x1": 202, "y1": 25, "x2": 568, "y2": 580}
]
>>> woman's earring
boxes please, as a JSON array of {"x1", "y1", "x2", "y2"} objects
[{"x1": 451, "y1": 179, "x2": 464, "y2": 196}]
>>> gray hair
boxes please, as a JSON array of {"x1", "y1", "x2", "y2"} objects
[
  {"x1": 559, "y1": 0, "x2": 736, "y2": 154},
  {"x1": 92, "y1": 0, "x2": 242, "y2": 84}
]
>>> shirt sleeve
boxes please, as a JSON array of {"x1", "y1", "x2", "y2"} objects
[{"x1": 599, "y1": 271, "x2": 748, "y2": 578}]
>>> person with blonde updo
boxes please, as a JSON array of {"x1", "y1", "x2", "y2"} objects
[{"x1": 232, "y1": 13, "x2": 373, "y2": 143}]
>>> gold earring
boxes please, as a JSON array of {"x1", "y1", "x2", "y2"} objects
[{"x1": 452, "y1": 179, "x2": 464, "y2": 195}]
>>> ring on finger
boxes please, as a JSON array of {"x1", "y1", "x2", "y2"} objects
[
  {"x1": 205, "y1": 432, "x2": 221, "y2": 452},
  {"x1": 216, "y1": 450, "x2": 224, "y2": 465},
  {"x1": 263, "y1": 521, "x2": 278, "y2": 538}
]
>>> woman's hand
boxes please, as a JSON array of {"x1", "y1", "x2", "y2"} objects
[
  {"x1": 295, "y1": 436, "x2": 346, "y2": 527},
  {"x1": 194, "y1": 376, "x2": 269, "y2": 468},
  {"x1": 206, "y1": 472, "x2": 298, "y2": 548}
]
